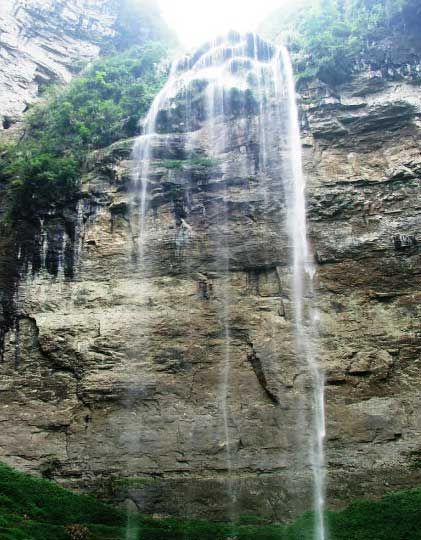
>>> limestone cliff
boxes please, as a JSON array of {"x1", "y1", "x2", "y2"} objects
[
  {"x1": 0, "y1": 0, "x2": 169, "y2": 126},
  {"x1": 0, "y1": 4, "x2": 421, "y2": 525}
]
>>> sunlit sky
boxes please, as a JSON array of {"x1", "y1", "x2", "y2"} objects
[{"x1": 158, "y1": 0, "x2": 284, "y2": 50}]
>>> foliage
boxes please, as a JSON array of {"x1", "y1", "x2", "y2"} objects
[
  {"x1": 0, "y1": 462, "x2": 124, "y2": 540},
  {"x1": 161, "y1": 155, "x2": 220, "y2": 170},
  {"x1": 162, "y1": 159, "x2": 184, "y2": 170},
  {"x1": 0, "y1": 43, "x2": 168, "y2": 221},
  {"x1": 1, "y1": 461, "x2": 421, "y2": 540},
  {"x1": 260, "y1": 0, "x2": 419, "y2": 85},
  {"x1": 1, "y1": 147, "x2": 79, "y2": 221},
  {"x1": 190, "y1": 155, "x2": 221, "y2": 168},
  {"x1": 324, "y1": 489, "x2": 421, "y2": 540}
]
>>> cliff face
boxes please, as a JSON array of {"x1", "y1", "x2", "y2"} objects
[
  {"x1": 301, "y1": 42, "x2": 421, "y2": 509},
  {"x1": 0, "y1": 0, "x2": 169, "y2": 127},
  {"x1": 0, "y1": 8, "x2": 421, "y2": 524},
  {"x1": 0, "y1": 0, "x2": 119, "y2": 125}
]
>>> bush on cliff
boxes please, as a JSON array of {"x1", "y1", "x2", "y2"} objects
[
  {"x1": 260, "y1": 0, "x2": 420, "y2": 85},
  {"x1": 0, "y1": 43, "x2": 167, "y2": 222}
]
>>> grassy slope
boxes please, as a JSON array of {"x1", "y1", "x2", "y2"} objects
[{"x1": 1, "y1": 463, "x2": 421, "y2": 540}]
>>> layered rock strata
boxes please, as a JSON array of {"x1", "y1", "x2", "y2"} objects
[{"x1": 0, "y1": 27, "x2": 421, "y2": 524}]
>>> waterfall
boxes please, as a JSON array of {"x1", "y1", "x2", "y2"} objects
[
  {"x1": 280, "y1": 47, "x2": 327, "y2": 540},
  {"x1": 131, "y1": 31, "x2": 326, "y2": 536},
  {"x1": 132, "y1": 59, "x2": 181, "y2": 266}
]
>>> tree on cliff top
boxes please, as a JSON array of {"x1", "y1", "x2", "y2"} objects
[{"x1": 260, "y1": 0, "x2": 420, "y2": 85}]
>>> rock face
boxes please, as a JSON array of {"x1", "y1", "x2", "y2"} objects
[
  {"x1": 301, "y1": 70, "x2": 421, "y2": 510},
  {"x1": 0, "y1": 19, "x2": 421, "y2": 526},
  {"x1": 0, "y1": 0, "x2": 116, "y2": 125}
]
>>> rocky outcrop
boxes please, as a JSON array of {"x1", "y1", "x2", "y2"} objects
[{"x1": 0, "y1": 20, "x2": 421, "y2": 526}]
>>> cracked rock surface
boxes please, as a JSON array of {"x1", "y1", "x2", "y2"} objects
[
  {"x1": 0, "y1": 17, "x2": 421, "y2": 524},
  {"x1": 0, "y1": 0, "x2": 117, "y2": 125}
]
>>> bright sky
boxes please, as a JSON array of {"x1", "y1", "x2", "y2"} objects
[{"x1": 158, "y1": 0, "x2": 284, "y2": 50}]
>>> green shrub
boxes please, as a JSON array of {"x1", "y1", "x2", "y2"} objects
[
  {"x1": 29, "y1": 43, "x2": 168, "y2": 151},
  {"x1": 162, "y1": 159, "x2": 184, "y2": 170},
  {"x1": 0, "y1": 43, "x2": 168, "y2": 222},
  {"x1": 189, "y1": 155, "x2": 220, "y2": 167},
  {"x1": 260, "y1": 0, "x2": 418, "y2": 85},
  {"x1": 161, "y1": 155, "x2": 220, "y2": 170}
]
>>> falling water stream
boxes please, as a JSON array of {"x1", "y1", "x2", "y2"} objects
[
  {"x1": 280, "y1": 48, "x2": 327, "y2": 540},
  {"x1": 131, "y1": 32, "x2": 326, "y2": 540}
]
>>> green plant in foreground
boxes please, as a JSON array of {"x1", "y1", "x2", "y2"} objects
[{"x1": 1, "y1": 461, "x2": 421, "y2": 540}]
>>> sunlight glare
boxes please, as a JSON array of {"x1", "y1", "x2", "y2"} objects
[{"x1": 158, "y1": 0, "x2": 285, "y2": 50}]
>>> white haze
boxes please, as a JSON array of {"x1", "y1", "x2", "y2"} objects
[{"x1": 158, "y1": 0, "x2": 285, "y2": 49}]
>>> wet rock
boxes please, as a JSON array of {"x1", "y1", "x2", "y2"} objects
[{"x1": 0, "y1": 17, "x2": 421, "y2": 525}]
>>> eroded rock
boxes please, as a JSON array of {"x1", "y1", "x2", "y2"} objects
[{"x1": 0, "y1": 16, "x2": 421, "y2": 525}]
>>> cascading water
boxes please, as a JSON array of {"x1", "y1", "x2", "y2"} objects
[
  {"x1": 132, "y1": 60, "x2": 180, "y2": 265},
  {"x1": 206, "y1": 81, "x2": 236, "y2": 518},
  {"x1": 280, "y1": 48, "x2": 327, "y2": 540},
  {"x1": 131, "y1": 31, "x2": 326, "y2": 538}
]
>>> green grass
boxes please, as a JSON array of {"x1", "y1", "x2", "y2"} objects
[
  {"x1": 1, "y1": 462, "x2": 421, "y2": 539},
  {"x1": 325, "y1": 490, "x2": 421, "y2": 540}
]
